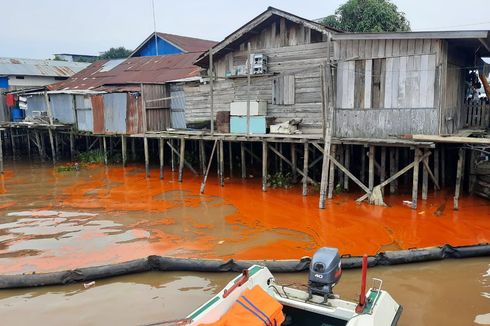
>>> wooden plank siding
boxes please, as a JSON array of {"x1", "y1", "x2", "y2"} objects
[
  {"x1": 333, "y1": 38, "x2": 442, "y2": 137},
  {"x1": 91, "y1": 95, "x2": 105, "y2": 134},
  {"x1": 142, "y1": 84, "x2": 171, "y2": 132}
]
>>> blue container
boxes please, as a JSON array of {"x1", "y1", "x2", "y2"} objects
[
  {"x1": 230, "y1": 116, "x2": 266, "y2": 134},
  {"x1": 11, "y1": 107, "x2": 24, "y2": 121}
]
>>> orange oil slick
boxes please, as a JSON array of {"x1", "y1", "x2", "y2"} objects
[{"x1": 0, "y1": 163, "x2": 489, "y2": 274}]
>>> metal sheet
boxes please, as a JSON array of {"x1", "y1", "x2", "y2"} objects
[
  {"x1": 91, "y1": 95, "x2": 105, "y2": 134},
  {"x1": 75, "y1": 94, "x2": 93, "y2": 132},
  {"x1": 170, "y1": 84, "x2": 186, "y2": 129},
  {"x1": 0, "y1": 57, "x2": 89, "y2": 77},
  {"x1": 103, "y1": 93, "x2": 127, "y2": 134},
  {"x1": 26, "y1": 94, "x2": 47, "y2": 117},
  {"x1": 50, "y1": 94, "x2": 75, "y2": 124}
]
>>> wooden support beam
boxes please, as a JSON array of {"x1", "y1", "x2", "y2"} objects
[
  {"x1": 240, "y1": 142, "x2": 246, "y2": 178},
  {"x1": 209, "y1": 49, "x2": 215, "y2": 134},
  {"x1": 167, "y1": 141, "x2": 198, "y2": 175},
  {"x1": 200, "y1": 140, "x2": 218, "y2": 194},
  {"x1": 10, "y1": 129, "x2": 16, "y2": 160},
  {"x1": 454, "y1": 148, "x2": 465, "y2": 210},
  {"x1": 121, "y1": 136, "x2": 127, "y2": 167},
  {"x1": 199, "y1": 140, "x2": 206, "y2": 175},
  {"x1": 48, "y1": 129, "x2": 56, "y2": 165},
  {"x1": 228, "y1": 141, "x2": 233, "y2": 178},
  {"x1": 159, "y1": 138, "x2": 165, "y2": 179},
  {"x1": 170, "y1": 139, "x2": 176, "y2": 172},
  {"x1": 279, "y1": 143, "x2": 283, "y2": 172},
  {"x1": 243, "y1": 145, "x2": 261, "y2": 163},
  {"x1": 356, "y1": 151, "x2": 431, "y2": 203},
  {"x1": 262, "y1": 141, "x2": 268, "y2": 192},
  {"x1": 318, "y1": 141, "x2": 330, "y2": 208},
  {"x1": 329, "y1": 153, "x2": 370, "y2": 195},
  {"x1": 361, "y1": 146, "x2": 366, "y2": 184},
  {"x1": 34, "y1": 131, "x2": 45, "y2": 161},
  {"x1": 131, "y1": 138, "x2": 136, "y2": 161},
  {"x1": 69, "y1": 131, "x2": 75, "y2": 161},
  {"x1": 422, "y1": 155, "x2": 440, "y2": 190},
  {"x1": 389, "y1": 148, "x2": 396, "y2": 194},
  {"x1": 368, "y1": 145, "x2": 375, "y2": 190},
  {"x1": 26, "y1": 130, "x2": 31, "y2": 160},
  {"x1": 422, "y1": 149, "x2": 429, "y2": 200},
  {"x1": 344, "y1": 145, "x2": 350, "y2": 191},
  {"x1": 434, "y1": 147, "x2": 440, "y2": 191},
  {"x1": 411, "y1": 149, "x2": 421, "y2": 209},
  {"x1": 269, "y1": 144, "x2": 316, "y2": 185},
  {"x1": 327, "y1": 144, "x2": 336, "y2": 199},
  {"x1": 291, "y1": 143, "x2": 297, "y2": 183},
  {"x1": 178, "y1": 138, "x2": 185, "y2": 182},
  {"x1": 102, "y1": 136, "x2": 108, "y2": 165},
  {"x1": 219, "y1": 139, "x2": 224, "y2": 187},
  {"x1": 144, "y1": 136, "x2": 149, "y2": 177},
  {"x1": 380, "y1": 147, "x2": 386, "y2": 185},
  {"x1": 302, "y1": 142, "x2": 309, "y2": 196}
]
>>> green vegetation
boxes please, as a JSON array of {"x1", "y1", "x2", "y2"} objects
[
  {"x1": 322, "y1": 0, "x2": 410, "y2": 32},
  {"x1": 78, "y1": 150, "x2": 105, "y2": 163},
  {"x1": 56, "y1": 164, "x2": 80, "y2": 172},
  {"x1": 99, "y1": 47, "x2": 133, "y2": 59},
  {"x1": 268, "y1": 172, "x2": 293, "y2": 189}
]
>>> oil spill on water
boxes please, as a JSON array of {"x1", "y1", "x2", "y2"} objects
[
  {"x1": 0, "y1": 161, "x2": 489, "y2": 274},
  {"x1": 0, "y1": 258, "x2": 488, "y2": 326}
]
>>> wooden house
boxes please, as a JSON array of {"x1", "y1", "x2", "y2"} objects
[
  {"x1": 332, "y1": 31, "x2": 490, "y2": 138},
  {"x1": 189, "y1": 7, "x2": 337, "y2": 134}
]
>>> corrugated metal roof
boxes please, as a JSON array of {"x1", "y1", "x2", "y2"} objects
[
  {"x1": 156, "y1": 33, "x2": 217, "y2": 53},
  {"x1": 49, "y1": 52, "x2": 203, "y2": 92},
  {"x1": 0, "y1": 57, "x2": 90, "y2": 77}
]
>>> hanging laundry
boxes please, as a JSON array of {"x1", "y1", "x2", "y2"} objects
[{"x1": 6, "y1": 94, "x2": 15, "y2": 107}]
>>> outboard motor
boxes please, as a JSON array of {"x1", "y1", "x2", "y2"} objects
[{"x1": 308, "y1": 247, "x2": 342, "y2": 302}]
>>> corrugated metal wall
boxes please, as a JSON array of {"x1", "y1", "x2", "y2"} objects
[
  {"x1": 75, "y1": 95, "x2": 93, "y2": 132},
  {"x1": 103, "y1": 93, "x2": 127, "y2": 134},
  {"x1": 170, "y1": 84, "x2": 186, "y2": 129},
  {"x1": 51, "y1": 94, "x2": 76, "y2": 124},
  {"x1": 127, "y1": 93, "x2": 143, "y2": 134},
  {"x1": 143, "y1": 84, "x2": 170, "y2": 131},
  {"x1": 0, "y1": 94, "x2": 9, "y2": 122},
  {"x1": 91, "y1": 95, "x2": 105, "y2": 134},
  {"x1": 26, "y1": 94, "x2": 47, "y2": 117}
]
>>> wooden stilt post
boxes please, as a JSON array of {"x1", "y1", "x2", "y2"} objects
[
  {"x1": 130, "y1": 138, "x2": 136, "y2": 162},
  {"x1": 200, "y1": 140, "x2": 218, "y2": 194},
  {"x1": 48, "y1": 128, "x2": 56, "y2": 165},
  {"x1": 454, "y1": 148, "x2": 464, "y2": 210},
  {"x1": 69, "y1": 131, "x2": 75, "y2": 161},
  {"x1": 422, "y1": 149, "x2": 429, "y2": 200},
  {"x1": 34, "y1": 130, "x2": 44, "y2": 161},
  {"x1": 228, "y1": 141, "x2": 233, "y2": 177},
  {"x1": 144, "y1": 136, "x2": 149, "y2": 177},
  {"x1": 327, "y1": 144, "x2": 336, "y2": 199},
  {"x1": 441, "y1": 146, "x2": 446, "y2": 188},
  {"x1": 178, "y1": 137, "x2": 185, "y2": 182},
  {"x1": 389, "y1": 148, "x2": 396, "y2": 194},
  {"x1": 54, "y1": 132, "x2": 60, "y2": 160},
  {"x1": 434, "y1": 147, "x2": 440, "y2": 191},
  {"x1": 85, "y1": 135, "x2": 89, "y2": 151},
  {"x1": 219, "y1": 139, "x2": 224, "y2": 187},
  {"x1": 121, "y1": 135, "x2": 127, "y2": 167},
  {"x1": 240, "y1": 142, "x2": 246, "y2": 178},
  {"x1": 0, "y1": 130, "x2": 3, "y2": 173},
  {"x1": 159, "y1": 138, "x2": 165, "y2": 179},
  {"x1": 103, "y1": 136, "x2": 108, "y2": 165},
  {"x1": 361, "y1": 146, "x2": 366, "y2": 184},
  {"x1": 411, "y1": 148, "x2": 421, "y2": 209},
  {"x1": 303, "y1": 142, "x2": 309, "y2": 196},
  {"x1": 262, "y1": 140, "x2": 268, "y2": 192},
  {"x1": 344, "y1": 145, "x2": 350, "y2": 191},
  {"x1": 380, "y1": 147, "x2": 386, "y2": 185},
  {"x1": 279, "y1": 143, "x2": 283, "y2": 172},
  {"x1": 26, "y1": 130, "x2": 31, "y2": 160},
  {"x1": 10, "y1": 128, "x2": 16, "y2": 160},
  {"x1": 199, "y1": 140, "x2": 206, "y2": 175},
  {"x1": 291, "y1": 143, "x2": 297, "y2": 183},
  {"x1": 395, "y1": 148, "x2": 400, "y2": 191},
  {"x1": 368, "y1": 145, "x2": 375, "y2": 191}
]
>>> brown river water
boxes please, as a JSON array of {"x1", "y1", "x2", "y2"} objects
[{"x1": 0, "y1": 161, "x2": 489, "y2": 325}]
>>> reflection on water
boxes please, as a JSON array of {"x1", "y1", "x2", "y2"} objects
[{"x1": 0, "y1": 258, "x2": 488, "y2": 326}]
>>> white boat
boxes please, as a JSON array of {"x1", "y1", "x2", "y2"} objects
[{"x1": 186, "y1": 248, "x2": 402, "y2": 326}]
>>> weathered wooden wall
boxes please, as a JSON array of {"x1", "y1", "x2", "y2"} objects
[
  {"x1": 185, "y1": 41, "x2": 331, "y2": 134},
  {"x1": 91, "y1": 95, "x2": 105, "y2": 134},
  {"x1": 334, "y1": 38, "x2": 443, "y2": 137},
  {"x1": 126, "y1": 93, "x2": 143, "y2": 134},
  {"x1": 143, "y1": 84, "x2": 170, "y2": 132}
]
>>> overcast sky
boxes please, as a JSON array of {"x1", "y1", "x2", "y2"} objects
[{"x1": 2, "y1": 0, "x2": 490, "y2": 59}]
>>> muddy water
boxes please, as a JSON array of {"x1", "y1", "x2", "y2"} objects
[
  {"x1": 0, "y1": 161, "x2": 489, "y2": 275},
  {"x1": 0, "y1": 258, "x2": 488, "y2": 325}
]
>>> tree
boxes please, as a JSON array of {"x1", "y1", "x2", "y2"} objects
[
  {"x1": 99, "y1": 47, "x2": 133, "y2": 59},
  {"x1": 322, "y1": 0, "x2": 410, "y2": 32}
]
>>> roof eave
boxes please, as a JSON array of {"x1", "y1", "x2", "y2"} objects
[{"x1": 332, "y1": 30, "x2": 490, "y2": 41}]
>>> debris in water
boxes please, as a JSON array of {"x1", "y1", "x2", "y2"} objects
[
  {"x1": 218, "y1": 240, "x2": 225, "y2": 245},
  {"x1": 402, "y1": 200, "x2": 412, "y2": 207},
  {"x1": 434, "y1": 200, "x2": 447, "y2": 216},
  {"x1": 83, "y1": 281, "x2": 95, "y2": 289}
]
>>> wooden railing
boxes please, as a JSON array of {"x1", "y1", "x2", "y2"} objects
[{"x1": 462, "y1": 102, "x2": 490, "y2": 129}]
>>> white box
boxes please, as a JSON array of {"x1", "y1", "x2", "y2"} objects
[{"x1": 230, "y1": 101, "x2": 267, "y2": 116}]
